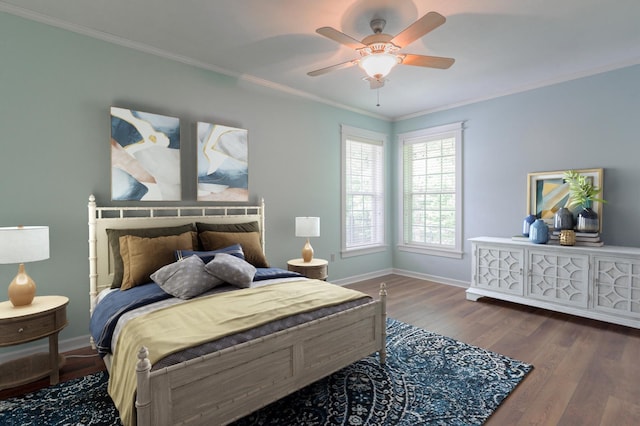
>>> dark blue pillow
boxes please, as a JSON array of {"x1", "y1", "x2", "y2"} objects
[
  {"x1": 175, "y1": 244, "x2": 244, "y2": 263},
  {"x1": 253, "y1": 267, "x2": 304, "y2": 281}
]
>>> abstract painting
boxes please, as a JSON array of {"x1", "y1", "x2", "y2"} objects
[
  {"x1": 527, "y1": 168, "x2": 603, "y2": 225},
  {"x1": 197, "y1": 122, "x2": 248, "y2": 202},
  {"x1": 111, "y1": 107, "x2": 181, "y2": 201}
]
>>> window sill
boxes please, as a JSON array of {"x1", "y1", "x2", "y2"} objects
[
  {"x1": 397, "y1": 244, "x2": 463, "y2": 259},
  {"x1": 341, "y1": 245, "x2": 387, "y2": 258}
]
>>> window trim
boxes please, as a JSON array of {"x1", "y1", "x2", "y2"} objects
[
  {"x1": 341, "y1": 124, "x2": 387, "y2": 258},
  {"x1": 396, "y1": 122, "x2": 463, "y2": 259}
]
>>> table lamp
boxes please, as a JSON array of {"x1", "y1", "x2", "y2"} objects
[
  {"x1": 0, "y1": 226, "x2": 50, "y2": 306},
  {"x1": 295, "y1": 217, "x2": 320, "y2": 262}
]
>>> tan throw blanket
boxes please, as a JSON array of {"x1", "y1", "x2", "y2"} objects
[{"x1": 108, "y1": 280, "x2": 367, "y2": 426}]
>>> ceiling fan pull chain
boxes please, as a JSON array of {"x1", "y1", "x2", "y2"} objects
[{"x1": 376, "y1": 88, "x2": 380, "y2": 107}]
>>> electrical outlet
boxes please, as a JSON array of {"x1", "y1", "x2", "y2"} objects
[{"x1": 330, "y1": 253, "x2": 335, "y2": 262}]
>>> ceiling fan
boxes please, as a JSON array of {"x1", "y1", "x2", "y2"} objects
[{"x1": 308, "y1": 11, "x2": 455, "y2": 89}]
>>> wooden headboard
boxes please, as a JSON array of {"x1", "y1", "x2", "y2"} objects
[{"x1": 87, "y1": 195, "x2": 265, "y2": 315}]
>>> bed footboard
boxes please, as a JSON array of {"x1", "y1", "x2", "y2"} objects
[{"x1": 135, "y1": 284, "x2": 387, "y2": 426}]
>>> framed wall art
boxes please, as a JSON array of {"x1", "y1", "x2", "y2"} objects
[
  {"x1": 527, "y1": 168, "x2": 603, "y2": 226},
  {"x1": 196, "y1": 122, "x2": 248, "y2": 202},
  {"x1": 110, "y1": 107, "x2": 181, "y2": 201}
]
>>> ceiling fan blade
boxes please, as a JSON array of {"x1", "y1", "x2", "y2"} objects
[
  {"x1": 316, "y1": 27, "x2": 366, "y2": 49},
  {"x1": 390, "y1": 11, "x2": 446, "y2": 48},
  {"x1": 401, "y1": 54, "x2": 455, "y2": 69},
  {"x1": 307, "y1": 59, "x2": 358, "y2": 77}
]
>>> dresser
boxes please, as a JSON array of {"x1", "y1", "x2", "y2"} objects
[{"x1": 468, "y1": 237, "x2": 640, "y2": 328}]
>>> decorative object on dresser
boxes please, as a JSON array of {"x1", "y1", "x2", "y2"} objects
[
  {"x1": 522, "y1": 214, "x2": 536, "y2": 237},
  {"x1": 468, "y1": 237, "x2": 639, "y2": 329},
  {"x1": 295, "y1": 216, "x2": 320, "y2": 262},
  {"x1": 287, "y1": 258, "x2": 329, "y2": 280},
  {"x1": 559, "y1": 229, "x2": 576, "y2": 246},
  {"x1": 549, "y1": 230, "x2": 604, "y2": 247},
  {"x1": 0, "y1": 226, "x2": 50, "y2": 306},
  {"x1": 0, "y1": 295, "x2": 68, "y2": 390},
  {"x1": 553, "y1": 207, "x2": 574, "y2": 231},
  {"x1": 527, "y1": 168, "x2": 604, "y2": 230},
  {"x1": 563, "y1": 169, "x2": 606, "y2": 233},
  {"x1": 528, "y1": 219, "x2": 549, "y2": 244}
]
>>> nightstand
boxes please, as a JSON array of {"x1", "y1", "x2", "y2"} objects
[
  {"x1": 0, "y1": 295, "x2": 69, "y2": 390},
  {"x1": 287, "y1": 258, "x2": 329, "y2": 280}
]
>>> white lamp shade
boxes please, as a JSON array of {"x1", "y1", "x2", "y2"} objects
[
  {"x1": 358, "y1": 53, "x2": 399, "y2": 79},
  {"x1": 295, "y1": 217, "x2": 320, "y2": 238},
  {"x1": 0, "y1": 226, "x2": 50, "y2": 264}
]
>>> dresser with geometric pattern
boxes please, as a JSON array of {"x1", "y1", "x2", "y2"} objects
[{"x1": 468, "y1": 237, "x2": 640, "y2": 329}]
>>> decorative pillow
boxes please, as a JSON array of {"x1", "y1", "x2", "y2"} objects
[
  {"x1": 175, "y1": 244, "x2": 245, "y2": 263},
  {"x1": 205, "y1": 253, "x2": 256, "y2": 288},
  {"x1": 195, "y1": 221, "x2": 260, "y2": 234},
  {"x1": 151, "y1": 255, "x2": 223, "y2": 299},
  {"x1": 120, "y1": 231, "x2": 196, "y2": 290},
  {"x1": 253, "y1": 267, "x2": 304, "y2": 281},
  {"x1": 199, "y1": 231, "x2": 269, "y2": 268},
  {"x1": 106, "y1": 224, "x2": 196, "y2": 289}
]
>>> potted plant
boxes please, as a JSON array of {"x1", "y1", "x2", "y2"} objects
[{"x1": 563, "y1": 170, "x2": 606, "y2": 232}]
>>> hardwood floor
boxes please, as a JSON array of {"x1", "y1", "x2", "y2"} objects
[{"x1": 2, "y1": 274, "x2": 639, "y2": 425}]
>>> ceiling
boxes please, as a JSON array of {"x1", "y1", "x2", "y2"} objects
[{"x1": 2, "y1": 0, "x2": 640, "y2": 120}]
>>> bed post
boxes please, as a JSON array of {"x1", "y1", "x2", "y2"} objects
[
  {"x1": 260, "y1": 197, "x2": 266, "y2": 254},
  {"x1": 136, "y1": 346, "x2": 152, "y2": 426},
  {"x1": 88, "y1": 195, "x2": 98, "y2": 347},
  {"x1": 379, "y1": 282, "x2": 387, "y2": 364}
]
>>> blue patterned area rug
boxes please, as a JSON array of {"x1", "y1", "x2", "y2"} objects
[
  {"x1": 0, "y1": 371, "x2": 116, "y2": 425},
  {"x1": 0, "y1": 319, "x2": 532, "y2": 425}
]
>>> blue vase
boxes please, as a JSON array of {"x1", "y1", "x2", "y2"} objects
[
  {"x1": 529, "y1": 219, "x2": 549, "y2": 244},
  {"x1": 522, "y1": 214, "x2": 537, "y2": 237},
  {"x1": 553, "y1": 207, "x2": 574, "y2": 231},
  {"x1": 576, "y1": 207, "x2": 599, "y2": 233}
]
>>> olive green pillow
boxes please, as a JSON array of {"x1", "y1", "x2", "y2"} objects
[
  {"x1": 119, "y1": 231, "x2": 196, "y2": 290},
  {"x1": 195, "y1": 221, "x2": 260, "y2": 250},
  {"x1": 106, "y1": 224, "x2": 196, "y2": 289},
  {"x1": 195, "y1": 221, "x2": 260, "y2": 233},
  {"x1": 199, "y1": 231, "x2": 269, "y2": 268}
]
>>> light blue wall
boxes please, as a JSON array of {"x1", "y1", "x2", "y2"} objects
[
  {"x1": 393, "y1": 65, "x2": 640, "y2": 282},
  {"x1": 0, "y1": 12, "x2": 392, "y2": 345}
]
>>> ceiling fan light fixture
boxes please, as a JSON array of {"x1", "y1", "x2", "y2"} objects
[{"x1": 358, "y1": 53, "x2": 399, "y2": 80}]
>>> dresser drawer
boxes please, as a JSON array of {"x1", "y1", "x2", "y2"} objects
[{"x1": 0, "y1": 308, "x2": 66, "y2": 345}]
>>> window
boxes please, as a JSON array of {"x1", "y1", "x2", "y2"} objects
[
  {"x1": 397, "y1": 122, "x2": 463, "y2": 258},
  {"x1": 341, "y1": 125, "x2": 386, "y2": 257}
]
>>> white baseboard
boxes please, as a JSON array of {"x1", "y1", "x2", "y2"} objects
[
  {"x1": 332, "y1": 268, "x2": 394, "y2": 286},
  {"x1": 392, "y1": 268, "x2": 470, "y2": 288},
  {"x1": 334, "y1": 268, "x2": 470, "y2": 289},
  {"x1": 0, "y1": 334, "x2": 91, "y2": 363}
]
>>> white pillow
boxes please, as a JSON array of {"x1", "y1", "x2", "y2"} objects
[
  {"x1": 205, "y1": 252, "x2": 256, "y2": 288},
  {"x1": 151, "y1": 255, "x2": 223, "y2": 299}
]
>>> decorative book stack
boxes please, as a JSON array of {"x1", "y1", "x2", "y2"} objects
[{"x1": 549, "y1": 231, "x2": 604, "y2": 247}]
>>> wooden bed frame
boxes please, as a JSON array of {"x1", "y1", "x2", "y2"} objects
[{"x1": 88, "y1": 195, "x2": 387, "y2": 425}]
